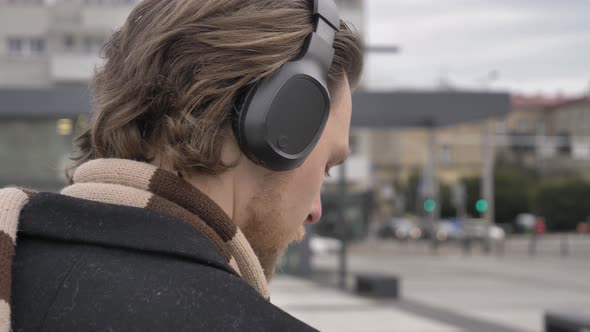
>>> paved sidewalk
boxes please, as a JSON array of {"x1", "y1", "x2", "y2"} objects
[{"x1": 270, "y1": 275, "x2": 462, "y2": 332}]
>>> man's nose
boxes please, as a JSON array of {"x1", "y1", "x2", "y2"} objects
[{"x1": 306, "y1": 193, "x2": 322, "y2": 224}]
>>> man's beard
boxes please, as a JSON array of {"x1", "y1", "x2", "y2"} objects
[{"x1": 240, "y1": 188, "x2": 306, "y2": 281}]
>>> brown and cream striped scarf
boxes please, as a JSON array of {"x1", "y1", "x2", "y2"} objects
[{"x1": 0, "y1": 158, "x2": 269, "y2": 332}]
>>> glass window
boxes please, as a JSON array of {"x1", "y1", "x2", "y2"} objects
[
  {"x1": 63, "y1": 35, "x2": 75, "y2": 50},
  {"x1": 6, "y1": 37, "x2": 46, "y2": 56},
  {"x1": 7, "y1": 37, "x2": 23, "y2": 56},
  {"x1": 1, "y1": 0, "x2": 45, "y2": 5},
  {"x1": 30, "y1": 38, "x2": 46, "y2": 54}
]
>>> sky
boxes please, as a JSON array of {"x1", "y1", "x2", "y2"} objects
[{"x1": 362, "y1": 0, "x2": 590, "y2": 96}]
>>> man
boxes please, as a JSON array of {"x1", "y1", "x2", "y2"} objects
[{"x1": 0, "y1": 0, "x2": 362, "y2": 330}]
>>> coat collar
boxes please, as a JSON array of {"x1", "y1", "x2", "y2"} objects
[{"x1": 18, "y1": 192, "x2": 235, "y2": 275}]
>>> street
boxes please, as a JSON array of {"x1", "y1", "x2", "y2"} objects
[{"x1": 272, "y1": 236, "x2": 590, "y2": 332}]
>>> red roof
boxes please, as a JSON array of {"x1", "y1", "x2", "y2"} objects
[{"x1": 512, "y1": 95, "x2": 590, "y2": 111}]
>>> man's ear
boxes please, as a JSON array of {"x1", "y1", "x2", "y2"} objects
[{"x1": 220, "y1": 125, "x2": 244, "y2": 168}]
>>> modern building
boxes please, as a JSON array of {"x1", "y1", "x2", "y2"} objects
[
  {"x1": 0, "y1": 86, "x2": 90, "y2": 191},
  {"x1": 324, "y1": 0, "x2": 373, "y2": 194},
  {"x1": 0, "y1": 0, "x2": 363, "y2": 88},
  {"x1": 499, "y1": 95, "x2": 590, "y2": 177},
  {"x1": 0, "y1": 0, "x2": 137, "y2": 190},
  {"x1": 0, "y1": 0, "x2": 138, "y2": 87}
]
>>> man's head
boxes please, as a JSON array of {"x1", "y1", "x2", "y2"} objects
[
  {"x1": 71, "y1": 0, "x2": 362, "y2": 279},
  {"x1": 239, "y1": 77, "x2": 353, "y2": 279}
]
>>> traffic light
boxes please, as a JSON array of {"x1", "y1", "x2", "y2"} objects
[
  {"x1": 423, "y1": 199, "x2": 436, "y2": 213},
  {"x1": 475, "y1": 199, "x2": 488, "y2": 213}
]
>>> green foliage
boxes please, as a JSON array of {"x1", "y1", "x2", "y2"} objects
[
  {"x1": 532, "y1": 179, "x2": 590, "y2": 231},
  {"x1": 439, "y1": 184, "x2": 455, "y2": 218},
  {"x1": 460, "y1": 166, "x2": 537, "y2": 225},
  {"x1": 462, "y1": 176, "x2": 481, "y2": 217},
  {"x1": 402, "y1": 163, "x2": 590, "y2": 231},
  {"x1": 404, "y1": 170, "x2": 421, "y2": 214},
  {"x1": 494, "y1": 168, "x2": 537, "y2": 224}
]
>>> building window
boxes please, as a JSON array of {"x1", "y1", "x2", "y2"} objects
[
  {"x1": 7, "y1": 38, "x2": 23, "y2": 56},
  {"x1": 1, "y1": 0, "x2": 45, "y2": 6},
  {"x1": 30, "y1": 38, "x2": 45, "y2": 54},
  {"x1": 63, "y1": 35, "x2": 75, "y2": 50},
  {"x1": 556, "y1": 132, "x2": 572, "y2": 156},
  {"x1": 6, "y1": 37, "x2": 46, "y2": 57},
  {"x1": 495, "y1": 120, "x2": 507, "y2": 134}
]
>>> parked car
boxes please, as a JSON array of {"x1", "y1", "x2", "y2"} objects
[
  {"x1": 309, "y1": 235, "x2": 341, "y2": 254},
  {"x1": 488, "y1": 224, "x2": 506, "y2": 241},
  {"x1": 377, "y1": 218, "x2": 422, "y2": 241},
  {"x1": 534, "y1": 217, "x2": 546, "y2": 235},
  {"x1": 577, "y1": 222, "x2": 590, "y2": 234},
  {"x1": 434, "y1": 220, "x2": 465, "y2": 242},
  {"x1": 516, "y1": 213, "x2": 536, "y2": 233}
]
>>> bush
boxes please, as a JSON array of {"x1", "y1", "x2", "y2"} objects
[
  {"x1": 439, "y1": 184, "x2": 455, "y2": 219},
  {"x1": 460, "y1": 167, "x2": 537, "y2": 225},
  {"x1": 494, "y1": 168, "x2": 537, "y2": 224},
  {"x1": 532, "y1": 179, "x2": 590, "y2": 231}
]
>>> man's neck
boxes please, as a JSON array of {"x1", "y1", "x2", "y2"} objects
[
  {"x1": 151, "y1": 136, "x2": 258, "y2": 227},
  {"x1": 182, "y1": 171, "x2": 236, "y2": 220}
]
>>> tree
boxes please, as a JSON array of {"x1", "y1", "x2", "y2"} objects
[
  {"x1": 532, "y1": 179, "x2": 590, "y2": 231},
  {"x1": 460, "y1": 166, "x2": 537, "y2": 225}
]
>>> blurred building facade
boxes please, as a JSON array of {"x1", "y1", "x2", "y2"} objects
[
  {"x1": 359, "y1": 93, "x2": 590, "y2": 221},
  {"x1": 0, "y1": 0, "x2": 135, "y2": 190},
  {"x1": 500, "y1": 95, "x2": 590, "y2": 177},
  {"x1": 373, "y1": 95, "x2": 590, "y2": 186},
  {"x1": 0, "y1": 0, "x2": 362, "y2": 88},
  {"x1": 355, "y1": 116, "x2": 493, "y2": 220},
  {"x1": 0, "y1": 0, "x2": 138, "y2": 87},
  {"x1": 0, "y1": 0, "x2": 372, "y2": 192},
  {"x1": 325, "y1": 0, "x2": 373, "y2": 193},
  {"x1": 10, "y1": 0, "x2": 590, "y2": 234},
  {"x1": 0, "y1": 87, "x2": 90, "y2": 190},
  {"x1": 335, "y1": 0, "x2": 364, "y2": 33}
]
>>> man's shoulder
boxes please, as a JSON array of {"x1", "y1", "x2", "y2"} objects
[
  {"x1": 16, "y1": 239, "x2": 312, "y2": 331},
  {"x1": 17, "y1": 191, "x2": 232, "y2": 272},
  {"x1": 11, "y1": 191, "x2": 316, "y2": 331}
]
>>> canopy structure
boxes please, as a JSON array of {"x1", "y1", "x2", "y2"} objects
[
  {"x1": 351, "y1": 90, "x2": 511, "y2": 128},
  {"x1": 0, "y1": 87, "x2": 511, "y2": 124},
  {"x1": 0, "y1": 87, "x2": 91, "y2": 119}
]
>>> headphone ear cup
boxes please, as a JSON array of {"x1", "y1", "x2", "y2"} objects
[{"x1": 232, "y1": 83, "x2": 259, "y2": 151}]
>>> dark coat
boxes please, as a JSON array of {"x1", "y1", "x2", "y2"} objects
[{"x1": 12, "y1": 192, "x2": 316, "y2": 331}]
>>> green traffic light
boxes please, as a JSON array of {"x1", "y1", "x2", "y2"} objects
[
  {"x1": 423, "y1": 199, "x2": 436, "y2": 213},
  {"x1": 475, "y1": 199, "x2": 488, "y2": 213}
]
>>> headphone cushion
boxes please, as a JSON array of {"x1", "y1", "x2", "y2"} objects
[{"x1": 231, "y1": 83, "x2": 259, "y2": 148}]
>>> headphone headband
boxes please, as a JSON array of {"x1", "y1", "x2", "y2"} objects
[
  {"x1": 314, "y1": 0, "x2": 340, "y2": 31},
  {"x1": 232, "y1": 0, "x2": 341, "y2": 171},
  {"x1": 312, "y1": 0, "x2": 339, "y2": 49}
]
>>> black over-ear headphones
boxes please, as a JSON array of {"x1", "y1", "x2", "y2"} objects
[{"x1": 232, "y1": 0, "x2": 340, "y2": 171}]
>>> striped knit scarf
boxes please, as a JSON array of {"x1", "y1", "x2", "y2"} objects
[{"x1": 0, "y1": 158, "x2": 269, "y2": 332}]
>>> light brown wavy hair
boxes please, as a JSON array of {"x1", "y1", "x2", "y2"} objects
[{"x1": 68, "y1": 0, "x2": 363, "y2": 181}]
